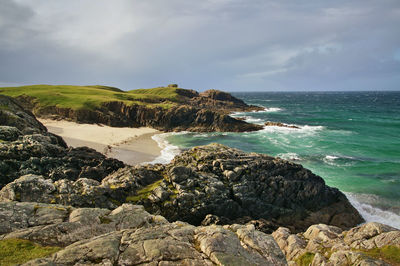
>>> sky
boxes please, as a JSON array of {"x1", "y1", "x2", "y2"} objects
[{"x1": 0, "y1": 0, "x2": 399, "y2": 91}]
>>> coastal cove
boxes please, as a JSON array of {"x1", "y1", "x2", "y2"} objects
[
  {"x1": 1, "y1": 88, "x2": 400, "y2": 265},
  {"x1": 163, "y1": 91, "x2": 400, "y2": 229}
]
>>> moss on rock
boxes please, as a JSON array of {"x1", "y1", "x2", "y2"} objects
[
  {"x1": 295, "y1": 252, "x2": 315, "y2": 266},
  {"x1": 0, "y1": 238, "x2": 61, "y2": 266}
]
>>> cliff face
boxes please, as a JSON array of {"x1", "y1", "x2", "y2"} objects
[{"x1": 14, "y1": 88, "x2": 264, "y2": 132}]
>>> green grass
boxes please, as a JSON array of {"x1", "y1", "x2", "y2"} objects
[
  {"x1": 295, "y1": 252, "x2": 315, "y2": 266},
  {"x1": 0, "y1": 238, "x2": 61, "y2": 265},
  {"x1": 126, "y1": 179, "x2": 163, "y2": 203},
  {"x1": 359, "y1": 245, "x2": 400, "y2": 265},
  {"x1": 0, "y1": 85, "x2": 185, "y2": 111}
]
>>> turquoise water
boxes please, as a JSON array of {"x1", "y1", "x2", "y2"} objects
[{"x1": 164, "y1": 91, "x2": 400, "y2": 227}]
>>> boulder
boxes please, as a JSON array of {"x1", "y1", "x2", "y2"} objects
[{"x1": 272, "y1": 222, "x2": 400, "y2": 265}]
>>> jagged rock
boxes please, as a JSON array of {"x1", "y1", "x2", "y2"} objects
[
  {"x1": 265, "y1": 121, "x2": 300, "y2": 129},
  {"x1": 272, "y1": 222, "x2": 399, "y2": 265},
  {"x1": 1, "y1": 144, "x2": 363, "y2": 233},
  {"x1": 0, "y1": 95, "x2": 47, "y2": 134},
  {"x1": 0, "y1": 126, "x2": 22, "y2": 141},
  {"x1": 141, "y1": 144, "x2": 363, "y2": 232},
  {"x1": 343, "y1": 222, "x2": 400, "y2": 249},
  {"x1": 0, "y1": 201, "x2": 168, "y2": 247},
  {"x1": 0, "y1": 96, "x2": 125, "y2": 188},
  {"x1": 0, "y1": 201, "x2": 287, "y2": 265}
]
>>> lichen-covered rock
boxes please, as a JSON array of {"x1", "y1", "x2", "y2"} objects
[
  {"x1": 0, "y1": 201, "x2": 287, "y2": 266},
  {"x1": 272, "y1": 222, "x2": 400, "y2": 265},
  {"x1": 0, "y1": 201, "x2": 167, "y2": 247},
  {"x1": 21, "y1": 223, "x2": 286, "y2": 266}
]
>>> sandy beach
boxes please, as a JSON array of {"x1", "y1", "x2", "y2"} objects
[{"x1": 39, "y1": 119, "x2": 162, "y2": 165}]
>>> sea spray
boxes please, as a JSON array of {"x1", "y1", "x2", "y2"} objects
[{"x1": 346, "y1": 193, "x2": 400, "y2": 229}]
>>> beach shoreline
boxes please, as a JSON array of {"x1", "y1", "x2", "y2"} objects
[{"x1": 39, "y1": 119, "x2": 162, "y2": 165}]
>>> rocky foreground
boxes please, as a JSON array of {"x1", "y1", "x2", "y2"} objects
[
  {"x1": 0, "y1": 201, "x2": 398, "y2": 265},
  {"x1": 1, "y1": 94, "x2": 400, "y2": 265}
]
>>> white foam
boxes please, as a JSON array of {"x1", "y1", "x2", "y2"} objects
[
  {"x1": 345, "y1": 192, "x2": 400, "y2": 229},
  {"x1": 145, "y1": 133, "x2": 182, "y2": 164},
  {"x1": 261, "y1": 124, "x2": 325, "y2": 134},
  {"x1": 243, "y1": 116, "x2": 264, "y2": 124},
  {"x1": 252, "y1": 107, "x2": 283, "y2": 113},
  {"x1": 325, "y1": 155, "x2": 339, "y2": 160},
  {"x1": 277, "y1": 152, "x2": 301, "y2": 161}
]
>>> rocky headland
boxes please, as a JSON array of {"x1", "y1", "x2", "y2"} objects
[
  {"x1": 6, "y1": 85, "x2": 263, "y2": 133},
  {"x1": 1, "y1": 91, "x2": 399, "y2": 265}
]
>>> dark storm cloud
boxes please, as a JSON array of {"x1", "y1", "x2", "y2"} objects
[{"x1": 0, "y1": 0, "x2": 399, "y2": 91}]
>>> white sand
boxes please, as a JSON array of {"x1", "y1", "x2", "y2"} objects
[{"x1": 39, "y1": 119, "x2": 162, "y2": 165}]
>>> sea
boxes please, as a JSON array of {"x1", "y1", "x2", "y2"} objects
[{"x1": 151, "y1": 91, "x2": 400, "y2": 229}]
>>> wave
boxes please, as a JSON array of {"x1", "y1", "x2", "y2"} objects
[
  {"x1": 252, "y1": 107, "x2": 283, "y2": 113},
  {"x1": 146, "y1": 133, "x2": 182, "y2": 164},
  {"x1": 277, "y1": 152, "x2": 301, "y2": 161},
  {"x1": 261, "y1": 124, "x2": 325, "y2": 134},
  {"x1": 325, "y1": 155, "x2": 339, "y2": 160},
  {"x1": 243, "y1": 116, "x2": 264, "y2": 124},
  {"x1": 345, "y1": 192, "x2": 400, "y2": 229}
]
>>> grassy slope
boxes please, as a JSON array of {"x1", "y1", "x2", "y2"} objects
[{"x1": 0, "y1": 85, "x2": 182, "y2": 110}]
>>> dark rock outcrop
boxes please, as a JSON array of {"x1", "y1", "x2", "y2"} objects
[
  {"x1": 0, "y1": 95, "x2": 124, "y2": 188},
  {"x1": 1, "y1": 144, "x2": 364, "y2": 233}
]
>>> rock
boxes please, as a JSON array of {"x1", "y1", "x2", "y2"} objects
[
  {"x1": 264, "y1": 121, "x2": 300, "y2": 129},
  {"x1": 144, "y1": 144, "x2": 363, "y2": 232},
  {"x1": 0, "y1": 135, "x2": 124, "y2": 189},
  {"x1": 344, "y1": 222, "x2": 400, "y2": 249},
  {"x1": 1, "y1": 144, "x2": 363, "y2": 233},
  {"x1": 272, "y1": 222, "x2": 400, "y2": 265},
  {"x1": 303, "y1": 224, "x2": 343, "y2": 243},
  {"x1": 0, "y1": 95, "x2": 47, "y2": 134},
  {"x1": 272, "y1": 227, "x2": 307, "y2": 260},
  {"x1": 0, "y1": 126, "x2": 22, "y2": 141},
  {"x1": 0, "y1": 201, "x2": 167, "y2": 247},
  {"x1": 0, "y1": 201, "x2": 287, "y2": 266}
]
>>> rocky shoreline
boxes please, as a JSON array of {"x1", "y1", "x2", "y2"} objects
[
  {"x1": 13, "y1": 88, "x2": 264, "y2": 133},
  {"x1": 1, "y1": 93, "x2": 399, "y2": 265}
]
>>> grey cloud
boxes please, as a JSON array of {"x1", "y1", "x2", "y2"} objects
[{"x1": 0, "y1": 0, "x2": 399, "y2": 91}]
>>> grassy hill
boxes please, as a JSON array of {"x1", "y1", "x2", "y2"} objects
[{"x1": 0, "y1": 85, "x2": 183, "y2": 110}]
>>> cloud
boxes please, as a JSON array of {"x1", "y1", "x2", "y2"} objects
[{"x1": 0, "y1": 0, "x2": 399, "y2": 91}]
